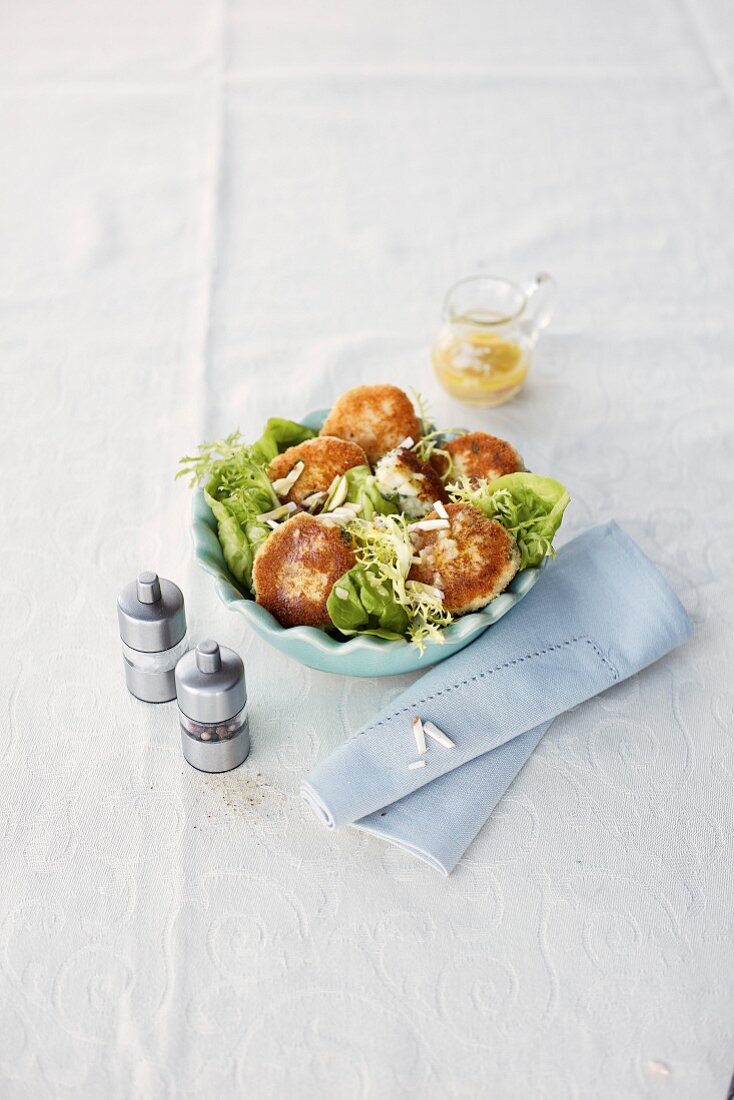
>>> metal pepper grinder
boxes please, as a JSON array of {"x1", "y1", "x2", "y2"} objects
[
  {"x1": 175, "y1": 640, "x2": 250, "y2": 773},
  {"x1": 117, "y1": 571, "x2": 187, "y2": 703}
]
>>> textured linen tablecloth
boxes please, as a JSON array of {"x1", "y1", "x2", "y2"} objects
[{"x1": 1, "y1": 1, "x2": 733, "y2": 1097}]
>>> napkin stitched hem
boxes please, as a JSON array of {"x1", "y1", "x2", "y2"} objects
[{"x1": 368, "y1": 635, "x2": 619, "y2": 729}]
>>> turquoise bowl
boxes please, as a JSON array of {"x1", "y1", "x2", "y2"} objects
[{"x1": 190, "y1": 409, "x2": 545, "y2": 678}]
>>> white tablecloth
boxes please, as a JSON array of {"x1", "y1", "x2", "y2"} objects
[{"x1": 2, "y1": 1, "x2": 733, "y2": 1096}]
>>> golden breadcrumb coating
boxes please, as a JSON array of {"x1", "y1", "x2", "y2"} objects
[
  {"x1": 408, "y1": 502, "x2": 520, "y2": 614},
  {"x1": 253, "y1": 514, "x2": 355, "y2": 628},
  {"x1": 436, "y1": 431, "x2": 525, "y2": 483},
  {"x1": 268, "y1": 436, "x2": 367, "y2": 506},
  {"x1": 320, "y1": 384, "x2": 421, "y2": 466}
]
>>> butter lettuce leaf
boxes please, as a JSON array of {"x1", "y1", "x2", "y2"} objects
[
  {"x1": 250, "y1": 417, "x2": 316, "y2": 464},
  {"x1": 327, "y1": 564, "x2": 410, "y2": 639},
  {"x1": 203, "y1": 468, "x2": 276, "y2": 592},
  {"x1": 178, "y1": 418, "x2": 314, "y2": 591},
  {"x1": 178, "y1": 430, "x2": 282, "y2": 591},
  {"x1": 327, "y1": 515, "x2": 453, "y2": 650},
  {"x1": 343, "y1": 466, "x2": 398, "y2": 519},
  {"x1": 450, "y1": 472, "x2": 570, "y2": 569}
]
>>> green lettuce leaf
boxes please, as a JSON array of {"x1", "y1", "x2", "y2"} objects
[
  {"x1": 327, "y1": 564, "x2": 410, "y2": 639},
  {"x1": 178, "y1": 430, "x2": 283, "y2": 591},
  {"x1": 204, "y1": 459, "x2": 279, "y2": 591},
  {"x1": 250, "y1": 418, "x2": 316, "y2": 464},
  {"x1": 450, "y1": 472, "x2": 570, "y2": 569},
  {"x1": 328, "y1": 514, "x2": 454, "y2": 650},
  {"x1": 204, "y1": 493, "x2": 260, "y2": 592},
  {"x1": 343, "y1": 466, "x2": 399, "y2": 519}
]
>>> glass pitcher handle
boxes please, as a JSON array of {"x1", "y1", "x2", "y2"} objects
[{"x1": 523, "y1": 273, "x2": 557, "y2": 340}]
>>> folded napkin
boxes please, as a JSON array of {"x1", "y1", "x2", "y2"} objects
[{"x1": 301, "y1": 521, "x2": 692, "y2": 873}]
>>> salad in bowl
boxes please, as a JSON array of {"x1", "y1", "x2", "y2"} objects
[{"x1": 180, "y1": 385, "x2": 569, "y2": 677}]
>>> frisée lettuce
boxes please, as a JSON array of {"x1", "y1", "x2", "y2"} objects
[
  {"x1": 177, "y1": 419, "x2": 314, "y2": 590},
  {"x1": 326, "y1": 564, "x2": 410, "y2": 639},
  {"x1": 449, "y1": 472, "x2": 570, "y2": 569},
  {"x1": 327, "y1": 514, "x2": 454, "y2": 652},
  {"x1": 342, "y1": 466, "x2": 398, "y2": 519},
  {"x1": 178, "y1": 405, "x2": 571, "y2": 650}
]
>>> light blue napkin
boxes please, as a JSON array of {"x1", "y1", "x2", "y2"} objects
[{"x1": 301, "y1": 522, "x2": 693, "y2": 873}]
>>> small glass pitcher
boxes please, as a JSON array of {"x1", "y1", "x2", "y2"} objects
[{"x1": 432, "y1": 273, "x2": 556, "y2": 407}]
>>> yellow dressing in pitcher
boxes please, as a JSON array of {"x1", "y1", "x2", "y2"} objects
[
  {"x1": 432, "y1": 275, "x2": 555, "y2": 407},
  {"x1": 432, "y1": 314, "x2": 529, "y2": 406}
]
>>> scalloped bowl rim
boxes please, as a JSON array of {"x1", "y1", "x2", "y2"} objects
[{"x1": 189, "y1": 409, "x2": 546, "y2": 676}]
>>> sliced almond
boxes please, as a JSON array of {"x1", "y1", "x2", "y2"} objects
[
  {"x1": 412, "y1": 715, "x2": 427, "y2": 754},
  {"x1": 423, "y1": 721, "x2": 455, "y2": 749},
  {"x1": 411, "y1": 518, "x2": 450, "y2": 532},
  {"x1": 302, "y1": 490, "x2": 327, "y2": 512},
  {"x1": 319, "y1": 508, "x2": 352, "y2": 524},
  {"x1": 257, "y1": 501, "x2": 298, "y2": 522},
  {"x1": 271, "y1": 460, "x2": 305, "y2": 497}
]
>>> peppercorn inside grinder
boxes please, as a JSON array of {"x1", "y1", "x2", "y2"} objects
[
  {"x1": 175, "y1": 641, "x2": 250, "y2": 773},
  {"x1": 117, "y1": 572, "x2": 188, "y2": 703}
]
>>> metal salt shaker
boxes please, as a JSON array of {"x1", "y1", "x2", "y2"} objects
[
  {"x1": 175, "y1": 640, "x2": 250, "y2": 773},
  {"x1": 117, "y1": 571, "x2": 187, "y2": 703}
]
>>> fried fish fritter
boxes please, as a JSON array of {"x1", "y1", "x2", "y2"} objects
[
  {"x1": 267, "y1": 436, "x2": 368, "y2": 506},
  {"x1": 436, "y1": 431, "x2": 525, "y2": 484},
  {"x1": 319, "y1": 384, "x2": 421, "y2": 466},
  {"x1": 252, "y1": 514, "x2": 355, "y2": 628},
  {"x1": 375, "y1": 446, "x2": 449, "y2": 518},
  {"x1": 408, "y1": 502, "x2": 520, "y2": 614}
]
